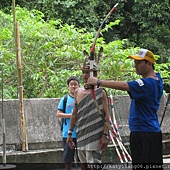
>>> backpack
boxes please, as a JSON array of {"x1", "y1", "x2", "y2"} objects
[{"x1": 57, "y1": 95, "x2": 68, "y2": 131}]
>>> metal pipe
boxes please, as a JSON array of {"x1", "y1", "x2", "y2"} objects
[{"x1": 1, "y1": 67, "x2": 6, "y2": 166}]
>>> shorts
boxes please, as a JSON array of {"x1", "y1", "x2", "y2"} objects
[
  {"x1": 130, "y1": 131, "x2": 163, "y2": 169},
  {"x1": 78, "y1": 150, "x2": 102, "y2": 163},
  {"x1": 63, "y1": 138, "x2": 78, "y2": 163}
]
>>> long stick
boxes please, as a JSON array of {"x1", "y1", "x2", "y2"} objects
[
  {"x1": 109, "y1": 117, "x2": 131, "y2": 162},
  {"x1": 110, "y1": 93, "x2": 122, "y2": 141},
  {"x1": 109, "y1": 131, "x2": 123, "y2": 163},
  {"x1": 13, "y1": 0, "x2": 28, "y2": 151},
  {"x1": 15, "y1": 21, "x2": 28, "y2": 151},
  {"x1": 110, "y1": 90, "x2": 131, "y2": 153},
  {"x1": 12, "y1": 0, "x2": 28, "y2": 152},
  {"x1": 109, "y1": 93, "x2": 132, "y2": 162},
  {"x1": 160, "y1": 93, "x2": 170, "y2": 127},
  {"x1": 1, "y1": 67, "x2": 6, "y2": 166}
]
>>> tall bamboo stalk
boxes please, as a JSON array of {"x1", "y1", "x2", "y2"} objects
[
  {"x1": 12, "y1": 0, "x2": 28, "y2": 152},
  {"x1": 15, "y1": 21, "x2": 28, "y2": 151}
]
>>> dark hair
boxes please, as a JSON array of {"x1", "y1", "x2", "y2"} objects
[
  {"x1": 144, "y1": 60, "x2": 155, "y2": 70},
  {"x1": 67, "y1": 76, "x2": 80, "y2": 85}
]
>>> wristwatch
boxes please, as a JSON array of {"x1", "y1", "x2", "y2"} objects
[
  {"x1": 97, "y1": 79, "x2": 101, "y2": 88},
  {"x1": 102, "y1": 133, "x2": 109, "y2": 140}
]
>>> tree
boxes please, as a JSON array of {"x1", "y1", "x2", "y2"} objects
[
  {"x1": 1, "y1": 0, "x2": 169, "y2": 63},
  {"x1": 121, "y1": 0, "x2": 170, "y2": 63},
  {"x1": 0, "y1": 7, "x2": 169, "y2": 99}
]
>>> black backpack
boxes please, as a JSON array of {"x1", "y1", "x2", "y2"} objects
[{"x1": 57, "y1": 95, "x2": 68, "y2": 131}]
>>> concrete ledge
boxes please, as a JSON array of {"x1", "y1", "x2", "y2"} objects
[
  {"x1": 0, "y1": 95, "x2": 170, "y2": 163},
  {"x1": 1, "y1": 149, "x2": 63, "y2": 163},
  {"x1": 1, "y1": 141, "x2": 170, "y2": 164}
]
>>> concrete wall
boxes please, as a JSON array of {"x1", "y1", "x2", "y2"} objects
[
  {"x1": 0, "y1": 98, "x2": 62, "y2": 151},
  {"x1": 0, "y1": 94, "x2": 170, "y2": 163}
]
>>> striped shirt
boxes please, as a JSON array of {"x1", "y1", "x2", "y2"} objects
[{"x1": 75, "y1": 88, "x2": 104, "y2": 150}]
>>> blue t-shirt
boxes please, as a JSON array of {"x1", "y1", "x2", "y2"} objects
[
  {"x1": 58, "y1": 94, "x2": 76, "y2": 138},
  {"x1": 127, "y1": 73, "x2": 164, "y2": 132}
]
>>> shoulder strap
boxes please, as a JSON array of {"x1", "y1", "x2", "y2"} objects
[{"x1": 63, "y1": 94, "x2": 68, "y2": 113}]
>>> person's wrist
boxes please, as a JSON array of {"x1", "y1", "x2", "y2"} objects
[
  {"x1": 97, "y1": 79, "x2": 101, "y2": 88},
  {"x1": 102, "y1": 133, "x2": 109, "y2": 140},
  {"x1": 68, "y1": 129, "x2": 73, "y2": 136}
]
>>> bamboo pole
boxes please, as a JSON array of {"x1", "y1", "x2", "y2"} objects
[
  {"x1": 12, "y1": 0, "x2": 28, "y2": 152},
  {"x1": 15, "y1": 21, "x2": 28, "y2": 151}
]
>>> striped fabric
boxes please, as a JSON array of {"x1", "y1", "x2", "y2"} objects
[{"x1": 76, "y1": 88, "x2": 105, "y2": 150}]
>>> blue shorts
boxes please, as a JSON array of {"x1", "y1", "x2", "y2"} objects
[{"x1": 62, "y1": 138, "x2": 77, "y2": 163}]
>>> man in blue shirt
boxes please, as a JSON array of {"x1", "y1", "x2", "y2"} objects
[
  {"x1": 57, "y1": 76, "x2": 80, "y2": 170},
  {"x1": 87, "y1": 49, "x2": 164, "y2": 169}
]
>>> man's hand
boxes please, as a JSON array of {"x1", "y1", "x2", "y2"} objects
[
  {"x1": 100, "y1": 136, "x2": 109, "y2": 150},
  {"x1": 66, "y1": 136, "x2": 75, "y2": 149},
  {"x1": 86, "y1": 77, "x2": 98, "y2": 86}
]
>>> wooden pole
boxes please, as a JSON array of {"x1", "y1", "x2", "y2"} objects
[
  {"x1": 15, "y1": 21, "x2": 28, "y2": 151},
  {"x1": 12, "y1": 0, "x2": 28, "y2": 152}
]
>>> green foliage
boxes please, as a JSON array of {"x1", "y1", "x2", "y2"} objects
[
  {"x1": 0, "y1": 7, "x2": 169, "y2": 99},
  {"x1": 35, "y1": 0, "x2": 112, "y2": 32},
  {"x1": 1, "y1": 0, "x2": 169, "y2": 63},
  {"x1": 119, "y1": 0, "x2": 170, "y2": 63}
]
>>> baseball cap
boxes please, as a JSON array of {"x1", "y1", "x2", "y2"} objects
[{"x1": 128, "y1": 48, "x2": 155, "y2": 64}]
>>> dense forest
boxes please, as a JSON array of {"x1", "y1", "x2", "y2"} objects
[
  {"x1": 0, "y1": 0, "x2": 169, "y2": 98},
  {"x1": 1, "y1": 0, "x2": 169, "y2": 62}
]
